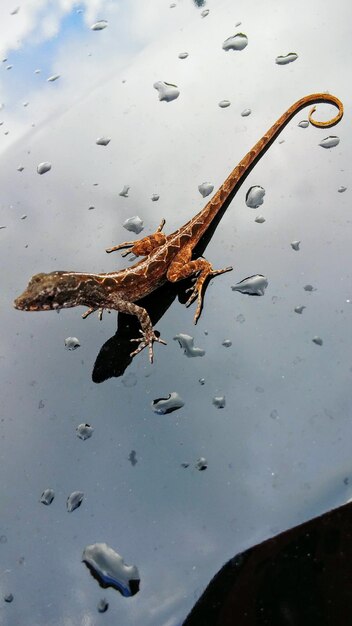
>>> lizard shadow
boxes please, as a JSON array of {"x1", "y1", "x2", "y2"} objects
[{"x1": 92, "y1": 138, "x2": 278, "y2": 383}]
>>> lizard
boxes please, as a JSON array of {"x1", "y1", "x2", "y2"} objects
[{"x1": 14, "y1": 93, "x2": 343, "y2": 362}]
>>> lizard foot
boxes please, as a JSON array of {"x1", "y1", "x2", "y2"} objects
[
  {"x1": 130, "y1": 329, "x2": 167, "y2": 363},
  {"x1": 185, "y1": 266, "x2": 233, "y2": 323},
  {"x1": 82, "y1": 307, "x2": 104, "y2": 320}
]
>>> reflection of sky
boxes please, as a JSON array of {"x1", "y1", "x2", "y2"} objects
[{"x1": 0, "y1": 0, "x2": 351, "y2": 625}]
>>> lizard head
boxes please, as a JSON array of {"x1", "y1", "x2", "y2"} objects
[{"x1": 14, "y1": 272, "x2": 69, "y2": 311}]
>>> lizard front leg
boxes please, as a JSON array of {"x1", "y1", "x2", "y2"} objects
[
  {"x1": 108, "y1": 295, "x2": 166, "y2": 363},
  {"x1": 106, "y1": 219, "x2": 166, "y2": 257},
  {"x1": 167, "y1": 246, "x2": 232, "y2": 323}
]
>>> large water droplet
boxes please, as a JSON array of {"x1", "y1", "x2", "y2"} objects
[
  {"x1": 198, "y1": 182, "x2": 214, "y2": 197},
  {"x1": 218, "y1": 100, "x2": 231, "y2": 108},
  {"x1": 294, "y1": 305, "x2": 306, "y2": 314},
  {"x1": 213, "y1": 396, "x2": 226, "y2": 408},
  {"x1": 275, "y1": 52, "x2": 298, "y2": 65},
  {"x1": 291, "y1": 240, "x2": 301, "y2": 251},
  {"x1": 119, "y1": 185, "x2": 130, "y2": 197},
  {"x1": 319, "y1": 136, "x2": 340, "y2": 149},
  {"x1": 76, "y1": 423, "x2": 94, "y2": 440},
  {"x1": 154, "y1": 81, "x2": 180, "y2": 102},
  {"x1": 91, "y1": 20, "x2": 108, "y2": 31},
  {"x1": 123, "y1": 216, "x2": 144, "y2": 234},
  {"x1": 222, "y1": 339, "x2": 232, "y2": 347},
  {"x1": 298, "y1": 119, "x2": 309, "y2": 128},
  {"x1": 231, "y1": 275, "x2": 268, "y2": 296},
  {"x1": 65, "y1": 336, "x2": 80, "y2": 350},
  {"x1": 338, "y1": 186, "x2": 347, "y2": 193},
  {"x1": 47, "y1": 74, "x2": 60, "y2": 82},
  {"x1": 82, "y1": 543, "x2": 140, "y2": 596},
  {"x1": 152, "y1": 392, "x2": 184, "y2": 414},
  {"x1": 255, "y1": 215, "x2": 266, "y2": 223},
  {"x1": 40, "y1": 489, "x2": 55, "y2": 505},
  {"x1": 4, "y1": 593, "x2": 14, "y2": 603},
  {"x1": 67, "y1": 491, "x2": 84, "y2": 513},
  {"x1": 246, "y1": 185, "x2": 265, "y2": 208},
  {"x1": 37, "y1": 161, "x2": 52, "y2": 175},
  {"x1": 173, "y1": 333, "x2": 205, "y2": 357},
  {"x1": 222, "y1": 33, "x2": 248, "y2": 51},
  {"x1": 96, "y1": 137, "x2": 111, "y2": 146},
  {"x1": 195, "y1": 457, "x2": 208, "y2": 471}
]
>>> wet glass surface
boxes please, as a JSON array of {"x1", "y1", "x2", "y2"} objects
[{"x1": 0, "y1": 1, "x2": 350, "y2": 624}]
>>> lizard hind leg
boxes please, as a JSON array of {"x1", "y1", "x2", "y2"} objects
[{"x1": 105, "y1": 218, "x2": 167, "y2": 257}]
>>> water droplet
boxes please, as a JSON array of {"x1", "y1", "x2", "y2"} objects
[
  {"x1": 67, "y1": 491, "x2": 84, "y2": 513},
  {"x1": 235, "y1": 21, "x2": 242, "y2": 27},
  {"x1": 0, "y1": 535, "x2": 7, "y2": 544},
  {"x1": 298, "y1": 119, "x2": 309, "y2": 128},
  {"x1": 256, "y1": 386, "x2": 264, "y2": 393},
  {"x1": 21, "y1": 214, "x2": 27, "y2": 220},
  {"x1": 97, "y1": 598, "x2": 109, "y2": 613},
  {"x1": 6, "y1": 65, "x2": 13, "y2": 70},
  {"x1": 151, "y1": 193, "x2": 160, "y2": 201},
  {"x1": 96, "y1": 137, "x2": 111, "y2": 146},
  {"x1": 213, "y1": 396, "x2": 226, "y2": 408},
  {"x1": 0, "y1": 225, "x2": 7, "y2": 230},
  {"x1": 222, "y1": 339, "x2": 232, "y2": 347},
  {"x1": 170, "y1": 2, "x2": 176, "y2": 7},
  {"x1": 198, "y1": 182, "x2": 214, "y2": 198},
  {"x1": 153, "y1": 81, "x2": 180, "y2": 102},
  {"x1": 304, "y1": 284, "x2": 315, "y2": 292},
  {"x1": 91, "y1": 20, "x2": 108, "y2": 31},
  {"x1": 47, "y1": 74, "x2": 60, "y2": 82},
  {"x1": 255, "y1": 215, "x2": 265, "y2": 223},
  {"x1": 275, "y1": 52, "x2": 298, "y2": 65},
  {"x1": 23, "y1": 101, "x2": 29, "y2": 107},
  {"x1": 338, "y1": 186, "x2": 347, "y2": 193},
  {"x1": 119, "y1": 185, "x2": 130, "y2": 197},
  {"x1": 181, "y1": 462, "x2": 189, "y2": 468},
  {"x1": 173, "y1": 333, "x2": 205, "y2": 357},
  {"x1": 195, "y1": 457, "x2": 208, "y2": 471},
  {"x1": 319, "y1": 136, "x2": 340, "y2": 149},
  {"x1": 312, "y1": 336, "x2": 323, "y2": 346},
  {"x1": 294, "y1": 305, "x2": 306, "y2": 314},
  {"x1": 152, "y1": 392, "x2": 184, "y2": 414},
  {"x1": 82, "y1": 543, "x2": 140, "y2": 596},
  {"x1": 76, "y1": 423, "x2": 94, "y2": 440},
  {"x1": 128, "y1": 450, "x2": 137, "y2": 466},
  {"x1": 88, "y1": 205, "x2": 95, "y2": 210},
  {"x1": 17, "y1": 165, "x2": 24, "y2": 172},
  {"x1": 10, "y1": 6, "x2": 20, "y2": 15},
  {"x1": 241, "y1": 108, "x2": 251, "y2": 117},
  {"x1": 34, "y1": 68, "x2": 41, "y2": 74},
  {"x1": 40, "y1": 489, "x2": 55, "y2": 505},
  {"x1": 199, "y1": 378, "x2": 205, "y2": 385},
  {"x1": 246, "y1": 185, "x2": 265, "y2": 208},
  {"x1": 270, "y1": 409, "x2": 279, "y2": 420},
  {"x1": 4, "y1": 593, "x2": 13, "y2": 603},
  {"x1": 231, "y1": 275, "x2": 268, "y2": 296},
  {"x1": 37, "y1": 161, "x2": 51, "y2": 175},
  {"x1": 201, "y1": 9, "x2": 209, "y2": 17},
  {"x1": 65, "y1": 336, "x2": 80, "y2": 350},
  {"x1": 178, "y1": 52, "x2": 189, "y2": 59},
  {"x1": 222, "y1": 33, "x2": 248, "y2": 51},
  {"x1": 122, "y1": 372, "x2": 137, "y2": 387},
  {"x1": 236, "y1": 313, "x2": 245, "y2": 323},
  {"x1": 123, "y1": 216, "x2": 144, "y2": 234},
  {"x1": 218, "y1": 100, "x2": 231, "y2": 108},
  {"x1": 291, "y1": 240, "x2": 301, "y2": 251}
]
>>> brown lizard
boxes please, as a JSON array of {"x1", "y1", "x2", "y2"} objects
[{"x1": 14, "y1": 93, "x2": 343, "y2": 362}]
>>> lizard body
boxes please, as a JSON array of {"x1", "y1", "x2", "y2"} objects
[{"x1": 14, "y1": 93, "x2": 343, "y2": 361}]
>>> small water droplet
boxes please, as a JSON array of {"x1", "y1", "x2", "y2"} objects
[
  {"x1": 201, "y1": 9, "x2": 209, "y2": 17},
  {"x1": 213, "y1": 396, "x2": 226, "y2": 408},
  {"x1": 17, "y1": 165, "x2": 24, "y2": 172},
  {"x1": 231, "y1": 275, "x2": 268, "y2": 296},
  {"x1": 67, "y1": 491, "x2": 84, "y2": 513},
  {"x1": 97, "y1": 598, "x2": 109, "y2": 613},
  {"x1": 255, "y1": 215, "x2": 265, "y2": 223},
  {"x1": 128, "y1": 450, "x2": 137, "y2": 466},
  {"x1": 76, "y1": 423, "x2": 94, "y2": 440},
  {"x1": 21, "y1": 214, "x2": 27, "y2": 220},
  {"x1": 96, "y1": 137, "x2": 111, "y2": 146},
  {"x1": 123, "y1": 216, "x2": 144, "y2": 234},
  {"x1": 198, "y1": 182, "x2": 214, "y2": 197},
  {"x1": 291, "y1": 240, "x2": 301, "y2": 251},
  {"x1": 181, "y1": 462, "x2": 189, "y2": 468},
  {"x1": 246, "y1": 185, "x2": 265, "y2": 208},
  {"x1": 256, "y1": 386, "x2": 264, "y2": 393},
  {"x1": 23, "y1": 101, "x2": 29, "y2": 107},
  {"x1": 37, "y1": 161, "x2": 51, "y2": 175},
  {"x1": 275, "y1": 52, "x2": 298, "y2": 65},
  {"x1": 304, "y1": 284, "x2": 315, "y2": 292},
  {"x1": 0, "y1": 535, "x2": 7, "y2": 544},
  {"x1": 235, "y1": 21, "x2": 242, "y2": 27},
  {"x1": 122, "y1": 372, "x2": 137, "y2": 387},
  {"x1": 34, "y1": 68, "x2": 41, "y2": 74},
  {"x1": 4, "y1": 593, "x2": 14, "y2": 603},
  {"x1": 119, "y1": 185, "x2": 130, "y2": 197},
  {"x1": 298, "y1": 119, "x2": 309, "y2": 128},
  {"x1": 178, "y1": 52, "x2": 189, "y2": 59},
  {"x1": 152, "y1": 392, "x2": 184, "y2": 414},
  {"x1": 218, "y1": 99, "x2": 231, "y2": 108},
  {"x1": 338, "y1": 186, "x2": 347, "y2": 193},
  {"x1": 10, "y1": 6, "x2": 20, "y2": 14},
  {"x1": 222, "y1": 339, "x2": 232, "y2": 347},
  {"x1": 173, "y1": 333, "x2": 205, "y2": 357},
  {"x1": 6, "y1": 65, "x2": 13, "y2": 70},
  {"x1": 88, "y1": 205, "x2": 95, "y2": 210},
  {"x1": 0, "y1": 225, "x2": 7, "y2": 230},
  {"x1": 91, "y1": 20, "x2": 108, "y2": 31},
  {"x1": 312, "y1": 336, "x2": 323, "y2": 346},
  {"x1": 294, "y1": 305, "x2": 306, "y2": 314},
  {"x1": 270, "y1": 409, "x2": 279, "y2": 420},
  {"x1": 151, "y1": 193, "x2": 159, "y2": 201},
  {"x1": 319, "y1": 136, "x2": 340, "y2": 149},
  {"x1": 241, "y1": 108, "x2": 251, "y2": 117},
  {"x1": 82, "y1": 543, "x2": 140, "y2": 596},
  {"x1": 222, "y1": 33, "x2": 248, "y2": 51},
  {"x1": 40, "y1": 489, "x2": 55, "y2": 505},
  {"x1": 65, "y1": 336, "x2": 80, "y2": 350},
  {"x1": 153, "y1": 81, "x2": 180, "y2": 102},
  {"x1": 236, "y1": 313, "x2": 245, "y2": 323},
  {"x1": 195, "y1": 457, "x2": 208, "y2": 471},
  {"x1": 199, "y1": 378, "x2": 205, "y2": 385},
  {"x1": 47, "y1": 74, "x2": 60, "y2": 82},
  {"x1": 170, "y1": 2, "x2": 176, "y2": 7}
]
